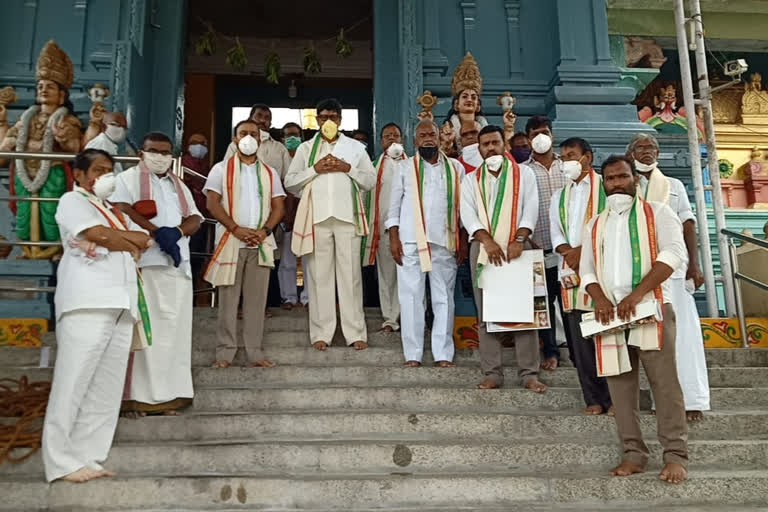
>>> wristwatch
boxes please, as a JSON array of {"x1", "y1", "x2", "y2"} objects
[
  {"x1": 263, "y1": 226, "x2": 273, "y2": 236},
  {"x1": 514, "y1": 235, "x2": 526, "y2": 243}
]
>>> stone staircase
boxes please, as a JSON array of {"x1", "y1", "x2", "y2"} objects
[{"x1": 1, "y1": 307, "x2": 768, "y2": 511}]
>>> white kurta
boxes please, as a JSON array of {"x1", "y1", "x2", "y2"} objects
[
  {"x1": 386, "y1": 155, "x2": 464, "y2": 362},
  {"x1": 43, "y1": 191, "x2": 138, "y2": 481}
]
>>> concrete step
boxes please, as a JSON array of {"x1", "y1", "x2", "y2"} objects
[
  {"x1": 5, "y1": 437, "x2": 767, "y2": 477},
  {"x1": 2, "y1": 470, "x2": 767, "y2": 510},
  {"x1": 61, "y1": 506, "x2": 768, "y2": 512},
  {"x1": 190, "y1": 386, "x2": 768, "y2": 412},
  {"x1": 107, "y1": 410, "x2": 768, "y2": 443}
]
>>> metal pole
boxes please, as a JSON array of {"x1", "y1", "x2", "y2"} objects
[
  {"x1": 673, "y1": 0, "x2": 719, "y2": 316},
  {"x1": 0, "y1": 150, "x2": 140, "y2": 164},
  {"x1": 688, "y1": 0, "x2": 737, "y2": 316},
  {"x1": 728, "y1": 239, "x2": 749, "y2": 348}
]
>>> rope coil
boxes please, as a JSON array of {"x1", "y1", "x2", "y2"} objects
[{"x1": 0, "y1": 377, "x2": 51, "y2": 465}]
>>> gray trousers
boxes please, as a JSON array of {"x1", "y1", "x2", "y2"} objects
[
  {"x1": 564, "y1": 310, "x2": 612, "y2": 409},
  {"x1": 607, "y1": 304, "x2": 688, "y2": 468},
  {"x1": 216, "y1": 248, "x2": 271, "y2": 362},
  {"x1": 470, "y1": 241, "x2": 540, "y2": 386}
]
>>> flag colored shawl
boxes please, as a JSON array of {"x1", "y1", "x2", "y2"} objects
[
  {"x1": 78, "y1": 189, "x2": 152, "y2": 351},
  {"x1": 472, "y1": 156, "x2": 521, "y2": 285},
  {"x1": 292, "y1": 134, "x2": 369, "y2": 257},
  {"x1": 205, "y1": 154, "x2": 276, "y2": 287},
  {"x1": 138, "y1": 161, "x2": 191, "y2": 217},
  {"x1": 641, "y1": 166, "x2": 670, "y2": 204},
  {"x1": 406, "y1": 153, "x2": 461, "y2": 272},
  {"x1": 361, "y1": 154, "x2": 404, "y2": 266},
  {"x1": 591, "y1": 197, "x2": 664, "y2": 377},
  {"x1": 558, "y1": 170, "x2": 606, "y2": 312}
]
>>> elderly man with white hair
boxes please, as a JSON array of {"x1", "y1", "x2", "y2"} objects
[{"x1": 626, "y1": 132, "x2": 710, "y2": 421}]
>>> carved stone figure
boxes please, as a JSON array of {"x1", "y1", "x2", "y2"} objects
[
  {"x1": 638, "y1": 83, "x2": 704, "y2": 139},
  {"x1": 623, "y1": 37, "x2": 667, "y2": 69},
  {"x1": 445, "y1": 53, "x2": 487, "y2": 145}
]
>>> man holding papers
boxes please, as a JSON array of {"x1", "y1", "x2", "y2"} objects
[
  {"x1": 460, "y1": 125, "x2": 546, "y2": 392},
  {"x1": 548, "y1": 138, "x2": 612, "y2": 416},
  {"x1": 579, "y1": 155, "x2": 688, "y2": 484}
]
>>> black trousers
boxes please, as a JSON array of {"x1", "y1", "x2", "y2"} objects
[{"x1": 563, "y1": 310, "x2": 612, "y2": 409}]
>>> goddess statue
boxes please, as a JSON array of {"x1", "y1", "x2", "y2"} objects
[{"x1": 444, "y1": 53, "x2": 488, "y2": 144}]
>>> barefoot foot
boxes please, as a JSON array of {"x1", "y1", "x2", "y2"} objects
[
  {"x1": 120, "y1": 410, "x2": 146, "y2": 419},
  {"x1": 659, "y1": 462, "x2": 688, "y2": 484},
  {"x1": 477, "y1": 378, "x2": 500, "y2": 389},
  {"x1": 352, "y1": 340, "x2": 369, "y2": 350},
  {"x1": 435, "y1": 361, "x2": 456, "y2": 368},
  {"x1": 60, "y1": 467, "x2": 112, "y2": 483},
  {"x1": 212, "y1": 360, "x2": 231, "y2": 369},
  {"x1": 541, "y1": 357, "x2": 559, "y2": 371},
  {"x1": 404, "y1": 360, "x2": 421, "y2": 367},
  {"x1": 524, "y1": 378, "x2": 547, "y2": 393},
  {"x1": 249, "y1": 359, "x2": 276, "y2": 368},
  {"x1": 606, "y1": 405, "x2": 615, "y2": 416},
  {"x1": 686, "y1": 410, "x2": 704, "y2": 422},
  {"x1": 312, "y1": 341, "x2": 328, "y2": 351},
  {"x1": 379, "y1": 325, "x2": 394, "y2": 333},
  {"x1": 584, "y1": 405, "x2": 604, "y2": 415},
  {"x1": 162, "y1": 410, "x2": 181, "y2": 416},
  {"x1": 611, "y1": 460, "x2": 646, "y2": 477}
]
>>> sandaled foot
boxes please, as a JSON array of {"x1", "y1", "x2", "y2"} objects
[
  {"x1": 312, "y1": 341, "x2": 328, "y2": 351},
  {"x1": 250, "y1": 359, "x2": 276, "y2": 368},
  {"x1": 404, "y1": 360, "x2": 421, "y2": 367},
  {"x1": 659, "y1": 462, "x2": 688, "y2": 484},
  {"x1": 60, "y1": 467, "x2": 112, "y2": 483},
  {"x1": 541, "y1": 357, "x2": 559, "y2": 371},
  {"x1": 379, "y1": 325, "x2": 394, "y2": 333},
  {"x1": 212, "y1": 360, "x2": 231, "y2": 369},
  {"x1": 120, "y1": 411, "x2": 146, "y2": 419},
  {"x1": 524, "y1": 378, "x2": 548, "y2": 393},
  {"x1": 477, "y1": 378, "x2": 500, "y2": 389},
  {"x1": 606, "y1": 405, "x2": 615, "y2": 416},
  {"x1": 611, "y1": 460, "x2": 646, "y2": 477},
  {"x1": 352, "y1": 340, "x2": 369, "y2": 350},
  {"x1": 686, "y1": 410, "x2": 704, "y2": 422},
  {"x1": 584, "y1": 405, "x2": 604, "y2": 415},
  {"x1": 435, "y1": 361, "x2": 456, "y2": 368}
]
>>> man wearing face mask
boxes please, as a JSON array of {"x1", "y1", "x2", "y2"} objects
[
  {"x1": 627, "y1": 132, "x2": 710, "y2": 422},
  {"x1": 386, "y1": 120, "x2": 463, "y2": 366},
  {"x1": 461, "y1": 125, "x2": 547, "y2": 392},
  {"x1": 204, "y1": 120, "x2": 286, "y2": 368},
  {"x1": 458, "y1": 125, "x2": 483, "y2": 173},
  {"x1": 548, "y1": 138, "x2": 612, "y2": 416},
  {"x1": 84, "y1": 111, "x2": 128, "y2": 173},
  {"x1": 362, "y1": 122, "x2": 407, "y2": 332},
  {"x1": 224, "y1": 104, "x2": 292, "y2": 180},
  {"x1": 525, "y1": 115, "x2": 568, "y2": 371},
  {"x1": 276, "y1": 122, "x2": 308, "y2": 309},
  {"x1": 509, "y1": 132, "x2": 531, "y2": 164},
  {"x1": 110, "y1": 132, "x2": 203, "y2": 417},
  {"x1": 579, "y1": 155, "x2": 688, "y2": 484},
  {"x1": 284, "y1": 98, "x2": 377, "y2": 351}
]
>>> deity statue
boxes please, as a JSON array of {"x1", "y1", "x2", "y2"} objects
[
  {"x1": 445, "y1": 53, "x2": 487, "y2": 145},
  {"x1": 497, "y1": 92, "x2": 517, "y2": 149},
  {"x1": 0, "y1": 40, "x2": 85, "y2": 259},
  {"x1": 638, "y1": 83, "x2": 704, "y2": 139}
]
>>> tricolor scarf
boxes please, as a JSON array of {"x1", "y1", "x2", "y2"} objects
[
  {"x1": 558, "y1": 170, "x2": 606, "y2": 312},
  {"x1": 591, "y1": 196, "x2": 664, "y2": 377},
  {"x1": 204, "y1": 154, "x2": 276, "y2": 287},
  {"x1": 138, "y1": 162, "x2": 191, "y2": 217},
  {"x1": 292, "y1": 134, "x2": 369, "y2": 257},
  {"x1": 472, "y1": 156, "x2": 521, "y2": 285},
  {"x1": 641, "y1": 166, "x2": 670, "y2": 203},
  {"x1": 408, "y1": 153, "x2": 461, "y2": 272},
  {"x1": 77, "y1": 188, "x2": 152, "y2": 351},
  {"x1": 360, "y1": 153, "x2": 404, "y2": 266}
]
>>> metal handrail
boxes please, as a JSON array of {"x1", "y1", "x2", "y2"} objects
[
  {"x1": 721, "y1": 228, "x2": 768, "y2": 348},
  {"x1": 0, "y1": 150, "x2": 141, "y2": 164}
]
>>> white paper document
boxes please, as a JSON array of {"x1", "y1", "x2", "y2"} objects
[
  {"x1": 579, "y1": 299, "x2": 662, "y2": 338},
  {"x1": 479, "y1": 250, "x2": 539, "y2": 323}
]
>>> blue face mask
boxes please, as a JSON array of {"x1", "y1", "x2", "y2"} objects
[
  {"x1": 511, "y1": 147, "x2": 531, "y2": 163},
  {"x1": 188, "y1": 143, "x2": 208, "y2": 159}
]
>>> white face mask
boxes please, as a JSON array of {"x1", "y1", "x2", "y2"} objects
[
  {"x1": 606, "y1": 193, "x2": 635, "y2": 212},
  {"x1": 92, "y1": 172, "x2": 116, "y2": 199},
  {"x1": 105, "y1": 125, "x2": 126, "y2": 144},
  {"x1": 485, "y1": 154, "x2": 504, "y2": 172},
  {"x1": 188, "y1": 143, "x2": 208, "y2": 159},
  {"x1": 238, "y1": 135, "x2": 259, "y2": 156},
  {"x1": 634, "y1": 159, "x2": 657, "y2": 173},
  {"x1": 531, "y1": 133, "x2": 553, "y2": 154},
  {"x1": 259, "y1": 129, "x2": 271, "y2": 142},
  {"x1": 386, "y1": 142, "x2": 404, "y2": 159},
  {"x1": 143, "y1": 152, "x2": 173, "y2": 174},
  {"x1": 462, "y1": 143, "x2": 483, "y2": 167},
  {"x1": 562, "y1": 159, "x2": 584, "y2": 181}
]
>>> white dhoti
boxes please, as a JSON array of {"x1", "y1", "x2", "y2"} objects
[
  {"x1": 303, "y1": 217, "x2": 367, "y2": 344},
  {"x1": 127, "y1": 265, "x2": 194, "y2": 405},
  {"x1": 42, "y1": 308, "x2": 133, "y2": 482},
  {"x1": 279, "y1": 230, "x2": 308, "y2": 305},
  {"x1": 397, "y1": 242, "x2": 457, "y2": 363},
  {"x1": 376, "y1": 234, "x2": 400, "y2": 331},
  {"x1": 669, "y1": 276, "x2": 711, "y2": 411}
]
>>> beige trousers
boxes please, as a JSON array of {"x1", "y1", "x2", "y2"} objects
[
  {"x1": 376, "y1": 234, "x2": 400, "y2": 330},
  {"x1": 606, "y1": 304, "x2": 688, "y2": 468},
  {"x1": 304, "y1": 217, "x2": 367, "y2": 344},
  {"x1": 470, "y1": 241, "x2": 540, "y2": 386},
  {"x1": 216, "y1": 248, "x2": 271, "y2": 362}
]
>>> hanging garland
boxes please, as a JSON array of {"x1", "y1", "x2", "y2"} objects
[{"x1": 14, "y1": 105, "x2": 68, "y2": 194}]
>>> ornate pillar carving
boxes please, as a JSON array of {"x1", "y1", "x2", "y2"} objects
[
  {"x1": 459, "y1": 1, "x2": 476, "y2": 54},
  {"x1": 504, "y1": 0, "x2": 522, "y2": 79},
  {"x1": 17, "y1": 1, "x2": 39, "y2": 67},
  {"x1": 422, "y1": 0, "x2": 448, "y2": 78}
]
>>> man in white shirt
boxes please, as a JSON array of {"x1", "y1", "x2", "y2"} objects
[
  {"x1": 284, "y1": 98, "x2": 377, "y2": 351},
  {"x1": 386, "y1": 120, "x2": 464, "y2": 366},
  {"x1": 627, "y1": 132, "x2": 710, "y2": 421},
  {"x1": 84, "y1": 111, "x2": 127, "y2": 173},
  {"x1": 580, "y1": 155, "x2": 688, "y2": 484},
  {"x1": 362, "y1": 122, "x2": 406, "y2": 332},
  {"x1": 110, "y1": 132, "x2": 202, "y2": 416},
  {"x1": 204, "y1": 120, "x2": 286, "y2": 367},
  {"x1": 43, "y1": 149, "x2": 152, "y2": 483},
  {"x1": 460, "y1": 125, "x2": 547, "y2": 392},
  {"x1": 224, "y1": 104, "x2": 292, "y2": 179},
  {"x1": 548, "y1": 137, "x2": 612, "y2": 416}
]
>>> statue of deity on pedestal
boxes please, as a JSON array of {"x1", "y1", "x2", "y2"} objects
[
  {"x1": 0, "y1": 41, "x2": 84, "y2": 259},
  {"x1": 445, "y1": 52, "x2": 488, "y2": 144}
]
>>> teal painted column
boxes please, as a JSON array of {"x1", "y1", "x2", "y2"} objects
[{"x1": 549, "y1": 0, "x2": 653, "y2": 155}]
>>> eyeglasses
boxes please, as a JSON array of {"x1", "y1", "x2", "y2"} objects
[{"x1": 317, "y1": 114, "x2": 341, "y2": 123}]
